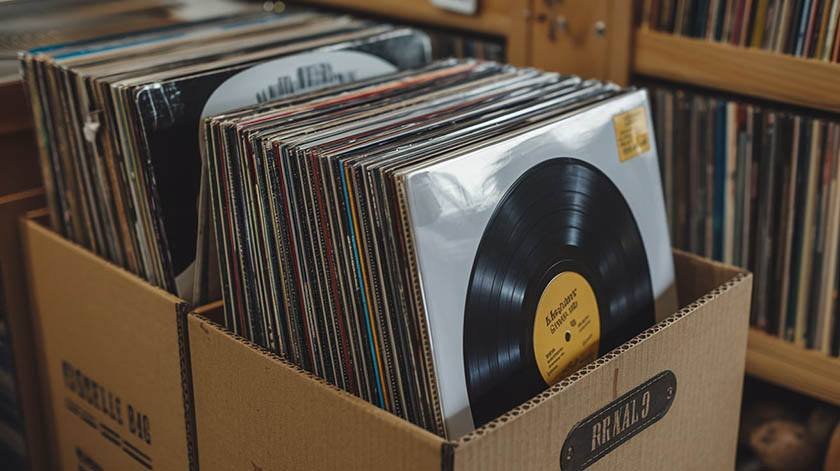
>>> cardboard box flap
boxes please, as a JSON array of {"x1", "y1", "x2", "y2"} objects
[
  {"x1": 188, "y1": 313, "x2": 446, "y2": 471},
  {"x1": 673, "y1": 249, "x2": 743, "y2": 305},
  {"x1": 450, "y1": 257, "x2": 752, "y2": 471},
  {"x1": 22, "y1": 217, "x2": 195, "y2": 470}
]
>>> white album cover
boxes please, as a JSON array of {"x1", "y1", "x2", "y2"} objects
[{"x1": 401, "y1": 89, "x2": 677, "y2": 437}]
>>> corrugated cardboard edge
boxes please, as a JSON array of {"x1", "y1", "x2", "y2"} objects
[
  {"x1": 441, "y1": 441, "x2": 456, "y2": 471},
  {"x1": 21, "y1": 216, "x2": 200, "y2": 470},
  {"x1": 176, "y1": 301, "x2": 199, "y2": 471},
  {"x1": 452, "y1": 268, "x2": 752, "y2": 447}
]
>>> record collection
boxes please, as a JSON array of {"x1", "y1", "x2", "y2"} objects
[
  {"x1": 21, "y1": 8, "x2": 433, "y2": 302},
  {"x1": 19, "y1": 4, "x2": 507, "y2": 306},
  {"x1": 204, "y1": 59, "x2": 677, "y2": 437},
  {"x1": 649, "y1": 84, "x2": 840, "y2": 355},
  {"x1": 644, "y1": 0, "x2": 840, "y2": 62},
  {"x1": 19, "y1": 1, "x2": 678, "y2": 442}
]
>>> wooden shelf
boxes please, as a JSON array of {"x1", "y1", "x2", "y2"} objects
[
  {"x1": 294, "y1": 0, "x2": 529, "y2": 65},
  {"x1": 633, "y1": 29, "x2": 840, "y2": 113},
  {"x1": 746, "y1": 329, "x2": 840, "y2": 406},
  {"x1": 296, "y1": 0, "x2": 515, "y2": 35}
]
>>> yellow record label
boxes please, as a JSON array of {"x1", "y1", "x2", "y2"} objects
[
  {"x1": 533, "y1": 272, "x2": 600, "y2": 385},
  {"x1": 613, "y1": 106, "x2": 651, "y2": 162}
]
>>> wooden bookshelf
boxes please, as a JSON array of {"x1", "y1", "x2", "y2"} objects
[
  {"x1": 300, "y1": 0, "x2": 513, "y2": 34},
  {"x1": 633, "y1": 29, "x2": 840, "y2": 113},
  {"x1": 746, "y1": 328, "x2": 840, "y2": 406},
  {"x1": 529, "y1": 0, "x2": 633, "y2": 85},
  {"x1": 632, "y1": 25, "x2": 840, "y2": 408},
  {"x1": 294, "y1": 0, "x2": 530, "y2": 65}
]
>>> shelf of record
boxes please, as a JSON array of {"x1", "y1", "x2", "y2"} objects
[
  {"x1": 649, "y1": 84, "x2": 840, "y2": 363},
  {"x1": 642, "y1": 0, "x2": 840, "y2": 64}
]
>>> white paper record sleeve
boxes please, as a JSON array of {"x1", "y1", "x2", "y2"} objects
[{"x1": 402, "y1": 90, "x2": 677, "y2": 437}]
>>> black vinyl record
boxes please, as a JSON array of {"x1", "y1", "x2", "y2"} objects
[{"x1": 463, "y1": 157, "x2": 654, "y2": 428}]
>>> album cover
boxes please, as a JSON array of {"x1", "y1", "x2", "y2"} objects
[
  {"x1": 397, "y1": 90, "x2": 677, "y2": 437},
  {"x1": 138, "y1": 26, "x2": 433, "y2": 299}
]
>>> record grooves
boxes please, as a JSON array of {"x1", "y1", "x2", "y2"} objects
[{"x1": 463, "y1": 158, "x2": 654, "y2": 428}]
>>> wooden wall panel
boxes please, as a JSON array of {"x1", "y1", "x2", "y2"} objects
[{"x1": 529, "y1": 0, "x2": 632, "y2": 84}]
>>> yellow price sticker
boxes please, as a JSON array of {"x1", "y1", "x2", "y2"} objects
[{"x1": 613, "y1": 107, "x2": 651, "y2": 162}]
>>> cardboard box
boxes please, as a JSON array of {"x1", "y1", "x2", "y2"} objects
[
  {"x1": 188, "y1": 251, "x2": 752, "y2": 470},
  {"x1": 0, "y1": 192, "x2": 49, "y2": 469},
  {"x1": 22, "y1": 217, "x2": 196, "y2": 470},
  {"x1": 21, "y1": 204, "x2": 752, "y2": 470}
]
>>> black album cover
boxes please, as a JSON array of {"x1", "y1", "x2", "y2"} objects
[{"x1": 134, "y1": 27, "x2": 432, "y2": 297}]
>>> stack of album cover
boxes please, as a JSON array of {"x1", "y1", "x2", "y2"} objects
[
  {"x1": 204, "y1": 59, "x2": 677, "y2": 438},
  {"x1": 649, "y1": 84, "x2": 840, "y2": 355},
  {"x1": 1, "y1": 0, "x2": 268, "y2": 84},
  {"x1": 21, "y1": 9, "x2": 434, "y2": 302},
  {"x1": 644, "y1": 0, "x2": 840, "y2": 62}
]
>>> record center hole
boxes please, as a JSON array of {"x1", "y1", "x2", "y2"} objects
[{"x1": 565, "y1": 331, "x2": 572, "y2": 342}]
